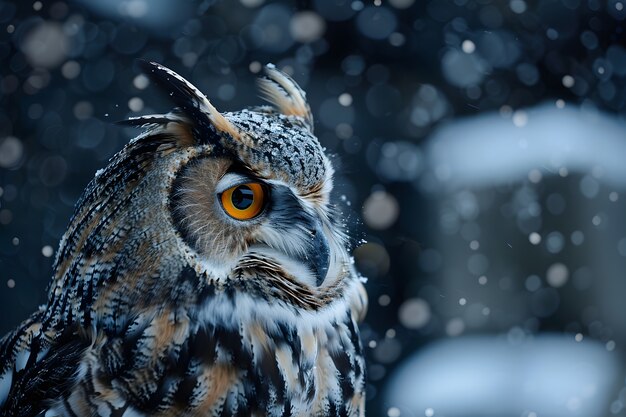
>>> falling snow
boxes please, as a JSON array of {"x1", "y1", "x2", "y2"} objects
[{"x1": 1, "y1": 0, "x2": 626, "y2": 416}]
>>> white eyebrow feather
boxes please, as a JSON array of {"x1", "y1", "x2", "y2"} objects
[{"x1": 214, "y1": 172, "x2": 254, "y2": 194}]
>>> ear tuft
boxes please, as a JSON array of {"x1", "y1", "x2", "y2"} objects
[
  {"x1": 257, "y1": 64, "x2": 313, "y2": 132},
  {"x1": 136, "y1": 60, "x2": 242, "y2": 142}
]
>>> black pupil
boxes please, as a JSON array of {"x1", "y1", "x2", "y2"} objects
[{"x1": 231, "y1": 185, "x2": 254, "y2": 210}]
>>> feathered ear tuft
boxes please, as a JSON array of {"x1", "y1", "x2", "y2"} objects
[
  {"x1": 136, "y1": 60, "x2": 242, "y2": 143},
  {"x1": 257, "y1": 64, "x2": 313, "y2": 132}
]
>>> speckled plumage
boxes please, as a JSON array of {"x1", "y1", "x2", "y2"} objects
[{"x1": 0, "y1": 62, "x2": 367, "y2": 417}]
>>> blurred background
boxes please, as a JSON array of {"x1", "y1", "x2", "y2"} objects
[{"x1": 2, "y1": 0, "x2": 626, "y2": 416}]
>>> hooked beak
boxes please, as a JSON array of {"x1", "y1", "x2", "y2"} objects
[{"x1": 297, "y1": 221, "x2": 330, "y2": 287}]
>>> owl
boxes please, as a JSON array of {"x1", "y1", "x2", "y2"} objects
[{"x1": 0, "y1": 62, "x2": 368, "y2": 417}]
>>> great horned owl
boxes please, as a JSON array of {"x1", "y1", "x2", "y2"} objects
[{"x1": 0, "y1": 62, "x2": 368, "y2": 417}]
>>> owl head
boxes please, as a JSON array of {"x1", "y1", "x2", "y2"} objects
[
  {"x1": 48, "y1": 61, "x2": 362, "y2": 322},
  {"x1": 139, "y1": 61, "x2": 341, "y2": 287}
]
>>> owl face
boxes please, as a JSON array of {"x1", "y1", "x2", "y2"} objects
[
  {"x1": 138, "y1": 62, "x2": 348, "y2": 292},
  {"x1": 170, "y1": 113, "x2": 341, "y2": 288}
]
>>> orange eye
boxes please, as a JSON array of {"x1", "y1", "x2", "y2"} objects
[{"x1": 220, "y1": 183, "x2": 266, "y2": 220}]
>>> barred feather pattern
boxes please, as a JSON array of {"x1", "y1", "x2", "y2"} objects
[{"x1": 0, "y1": 63, "x2": 367, "y2": 417}]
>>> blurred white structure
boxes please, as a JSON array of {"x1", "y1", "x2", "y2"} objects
[
  {"x1": 424, "y1": 103, "x2": 626, "y2": 189},
  {"x1": 393, "y1": 103, "x2": 626, "y2": 416},
  {"x1": 414, "y1": 102, "x2": 626, "y2": 336},
  {"x1": 384, "y1": 335, "x2": 619, "y2": 417}
]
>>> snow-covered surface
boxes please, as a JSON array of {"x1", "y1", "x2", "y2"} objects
[
  {"x1": 425, "y1": 103, "x2": 626, "y2": 189},
  {"x1": 384, "y1": 335, "x2": 618, "y2": 417}
]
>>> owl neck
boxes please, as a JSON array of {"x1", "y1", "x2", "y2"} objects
[{"x1": 44, "y1": 135, "x2": 197, "y2": 329}]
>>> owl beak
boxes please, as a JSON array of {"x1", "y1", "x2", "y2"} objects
[{"x1": 301, "y1": 222, "x2": 330, "y2": 287}]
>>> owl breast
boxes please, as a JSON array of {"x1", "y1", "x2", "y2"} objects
[{"x1": 46, "y1": 284, "x2": 366, "y2": 417}]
